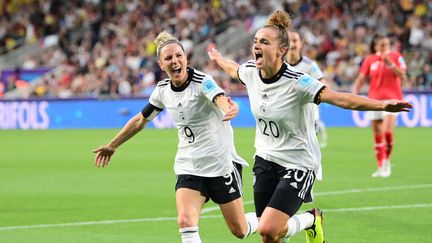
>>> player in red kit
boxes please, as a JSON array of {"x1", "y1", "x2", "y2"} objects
[{"x1": 352, "y1": 34, "x2": 407, "y2": 178}]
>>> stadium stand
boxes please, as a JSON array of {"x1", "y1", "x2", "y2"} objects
[{"x1": 1, "y1": 0, "x2": 431, "y2": 99}]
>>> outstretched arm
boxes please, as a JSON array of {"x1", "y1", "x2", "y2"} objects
[
  {"x1": 208, "y1": 48, "x2": 240, "y2": 80},
  {"x1": 93, "y1": 113, "x2": 148, "y2": 167},
  {"x1": 320, "y1": 88, "x2": 412, "y2": 112}
]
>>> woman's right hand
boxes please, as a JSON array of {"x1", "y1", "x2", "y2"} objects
[
  {"x1": 93, "y1": 145, "x2": 116, "y2": 167},
  {"x1": 207, "y1": 47, "x2": 222, "y2": 62}
]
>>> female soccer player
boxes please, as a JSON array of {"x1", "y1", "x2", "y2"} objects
[
  {"x1": 286, "y1": 30, "x2": 328, "y2": 148},
  {"x1": 352, "y1": 34, "x2": 407, "y2": 178},
  {"x1": 208, "y1": 10, "x2": 411, "y2": 243},
  {"x1": 93, "y1": 31, "x2": 258, "y2": 243}
]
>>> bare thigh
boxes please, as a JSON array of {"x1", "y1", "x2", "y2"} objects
[
  {"x1": 219, "y1": 197, "x2": 248, "y2": 233},
  {"x1": 176, "y1": 188, "x2": 206, "y2": 228}
]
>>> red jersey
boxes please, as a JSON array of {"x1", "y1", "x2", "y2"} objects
[{"x1": 359, "y1": 50, "x2": 406, "y2": 100}]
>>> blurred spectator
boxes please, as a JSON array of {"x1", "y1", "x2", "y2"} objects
[{"x1": 421, "y1": 63, "x2": 432, "y2": 88}]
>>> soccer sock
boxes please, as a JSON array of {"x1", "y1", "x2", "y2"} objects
[
  {"x1": 242, "y1": 212, "x2": 259, "y2": 238},
  {"x1": 179, "y1": 226, "x2": 201, "y2": 243},
  {"x1": 384, "y1": 131, "x2": 394, "y2": 159},
  {"x1": 374, "y1": 133, "x2": 385, "y2": 167},
  {"x1": 285, "y1": 212, "x2": 315, "y2": 238}
]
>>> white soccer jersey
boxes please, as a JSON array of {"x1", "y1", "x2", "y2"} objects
[
  {"x1": 148, "y1": 67, "x2": 247, "y2": 177},
  {"x1": 238, "y1": 61, "x2": 325, "y2": 179},
  {"x1": 290, "y1": 56, "x2": 324, "y2": 121}
]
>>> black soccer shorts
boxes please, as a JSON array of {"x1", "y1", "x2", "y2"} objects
[
  {"x1": 175, "y1": 163, "x2": 243, "y2": 204},
  {"x1": 253, "y1": 155, "x2": 315, "y2": 217}
]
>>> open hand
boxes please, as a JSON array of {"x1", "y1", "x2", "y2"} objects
[
  {"x1": 223, "y1": 97, "x2": 239, "y2": 121},
  {"x1": 383, "y1": 100, "x2": 412, "y2": 112},
  {"x1": 207, "y1": 47, "x2": 222, "y2": 62},
  {"x1": 93, "y1": 145, "x2": 116, "y2": 167}
]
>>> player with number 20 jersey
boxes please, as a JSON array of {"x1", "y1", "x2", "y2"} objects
[{"x1": 238, "y1": 61, "x2": 325, "y2": 179}]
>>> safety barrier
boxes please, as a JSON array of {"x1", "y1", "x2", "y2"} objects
[{"x1": 0, "y1": 92, "x2": 430, "y2": 130}]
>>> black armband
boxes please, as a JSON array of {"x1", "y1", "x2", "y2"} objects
[
  {"x1": 141, "y1": 103, "x2": 163, "y2": 120},
  {"x1": 313, "y1": 86, "x2": 327, "y2": 105},
  {"x1": 212, "y1": 92, "x2": 225, "y2": 104}
]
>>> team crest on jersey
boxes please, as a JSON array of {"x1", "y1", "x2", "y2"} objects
[
  {"x1": 177, "y1": 110, "x2": 189, "y2": 124},
  {"x1": 260, "y1": 103, "x2": 269, "y2": 115},
  {"x1": 203, "y1": 79, "x2": 217, "y2": 93},
  {"x1": 299, "y1": 74, "x2": 313, "y2": 87}
]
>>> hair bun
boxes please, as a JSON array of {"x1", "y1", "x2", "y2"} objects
[{"x1": 266, "y1": 10, "x2": 292, "y2": 30}]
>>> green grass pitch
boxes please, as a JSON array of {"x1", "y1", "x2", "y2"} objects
[{"x1": 1, "y1": 127, "x2": 431, "y2": 242}]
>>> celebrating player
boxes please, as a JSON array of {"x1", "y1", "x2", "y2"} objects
[
  {"x1": 352, "y1": 34, "x2": 407, "y2": 178},
  {"x1": 93, "y1": 31, "x2": 258, "y2": 243},
  {"x1": 208, "y1": 10, "x2": 412, "y2": 243}
]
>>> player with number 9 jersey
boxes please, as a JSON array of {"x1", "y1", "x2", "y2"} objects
[
  {"x1": 94, "y1": 31, "x2": 259, "y2": 243},
  {"x1": 147, "y1": 67, "x2": 247, "y2": 177}
]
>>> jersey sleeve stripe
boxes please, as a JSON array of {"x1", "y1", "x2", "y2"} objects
[
  {"x1": 282, "y1": 74, "x2": 299, "y2": 79},
  {"x1": 193, "y1": 72, "x2": 205, "y2": 78},
  {"x1": 191, "y1": 79, "x2": 203, "y2": 83},
  {"x1": 157, "y1": 79, "x2": 170, "y2": 87},
  {"x1": 284, "y1": 70, "x2": 302, "y2": 77},
  {"x1": 192, "y1": 74, "x2": 204, "y2": 79},
  {"x1": 141, "y1": 103, "x2": 163, "y2": 120}
]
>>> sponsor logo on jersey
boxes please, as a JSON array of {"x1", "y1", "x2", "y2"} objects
[
  {"x1": 229, "y1": 187, "x2": 236, "y2": 193},
  {"x1": 262, "y1": 93, "x2": 269, "y2": 100},
  {"x1": 203, "y1": 79, "x2": 217, "y2": 93}
]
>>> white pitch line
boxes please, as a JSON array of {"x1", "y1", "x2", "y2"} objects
[
  {"x1": 0, "y1": 215, "x2": 223, "y2": 231},
  {"x1": 314, "y1": 183, "x2": 432, "y2": 196},
  {"x1": 323, "y1": 203, "x2": 432, "y2": 213},
  {"x1": 1, "y1": 184, "x2": 431, "y2": 231},
  {"x1": 201, "y1": 183, "x2": 432, "y2": 214},
  {"x1": 1, "y1": 204, "x2": 431, "y2": 231}
]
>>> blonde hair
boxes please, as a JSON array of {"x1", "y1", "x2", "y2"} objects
[
  {"x1": 154, "y1": 31, "x2": 184, "y2": 57},
  {"x1": 264, "y1": 10, "x2": 292, "y2": 49}
]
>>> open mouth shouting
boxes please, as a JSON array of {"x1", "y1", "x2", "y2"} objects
[
  {"x1": 255, "y1": 52, "x2": 263, "y2": 66},
  {"x1": 171, "y1": 66, "x2": 183, "y2": 79}
]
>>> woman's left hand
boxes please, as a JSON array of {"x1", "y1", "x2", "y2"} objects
[
  {"x1": 383, "y1": 100, "x2": 413, "y2": 112},
  {"x1": 223, "y1": 97, "x2": 239, "y2": 121}
]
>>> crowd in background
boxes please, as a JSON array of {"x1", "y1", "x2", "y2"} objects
[{"x1": 1, "y1": 0, "x2": 431, "y2": 99}]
